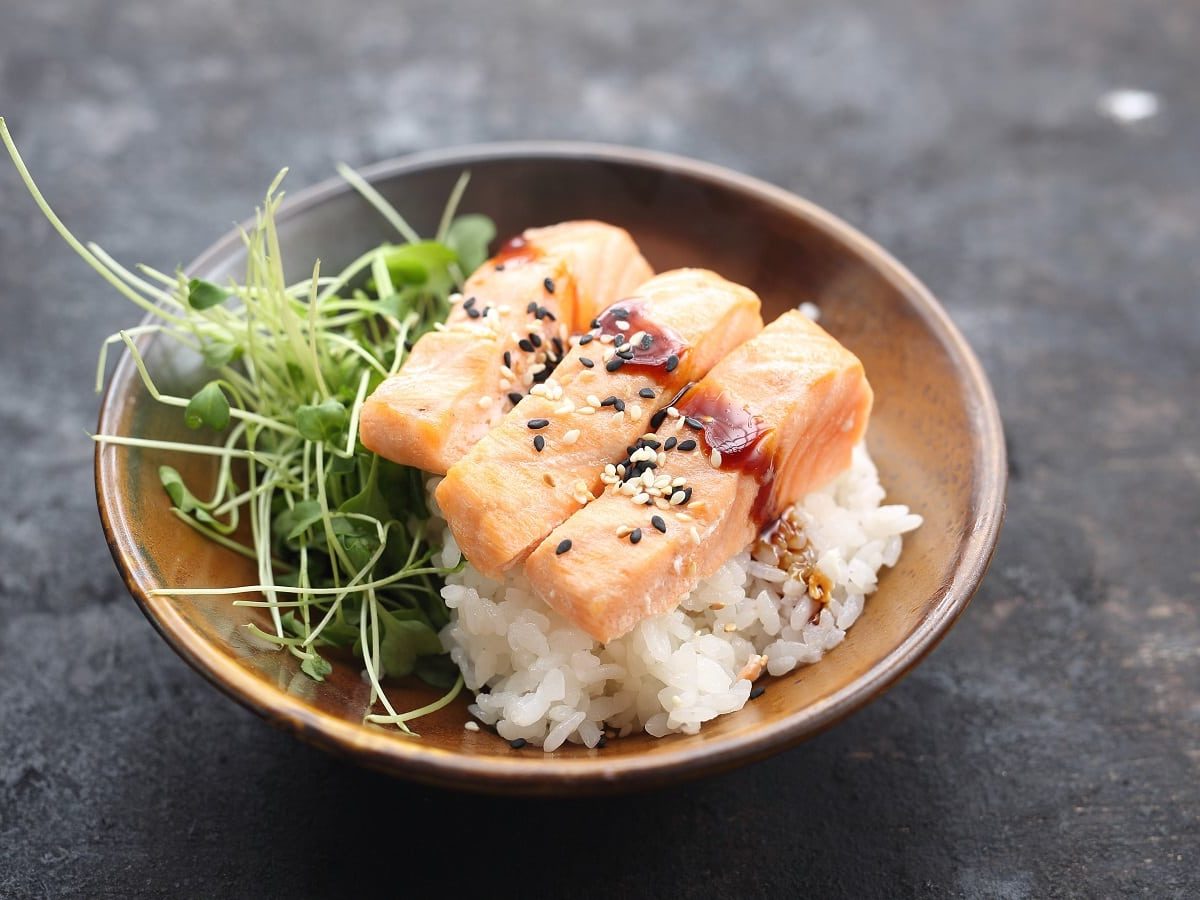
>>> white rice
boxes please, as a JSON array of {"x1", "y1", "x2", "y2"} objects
[{"x1": 431, "y1": 443, "x2": 921, "y2": 751}]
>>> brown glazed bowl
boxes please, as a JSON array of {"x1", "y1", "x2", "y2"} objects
[{"x1": 97, "y1": 143, "x2": 1005, "y2": 794}]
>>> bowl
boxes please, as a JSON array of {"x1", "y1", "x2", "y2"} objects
[{"x1": 96, "y1": 142, "x2": 1005, "y2": 794}]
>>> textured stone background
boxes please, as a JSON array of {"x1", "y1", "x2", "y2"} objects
[{"x1": 1, "y1": 1, "x2": 1196, "y2": 897}]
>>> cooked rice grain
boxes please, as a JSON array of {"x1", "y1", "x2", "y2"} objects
[{"x1": 431, "y1": 444, "x2": 920, "y2": 750}]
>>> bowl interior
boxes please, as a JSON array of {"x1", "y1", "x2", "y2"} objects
[{"x1": 97, "y1": 145, "x2": 1004, "y2": 793}]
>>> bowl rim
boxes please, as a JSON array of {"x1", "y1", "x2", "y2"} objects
[{"x1": 96, "y1": 140, "x2": 1006, "y2": 794}]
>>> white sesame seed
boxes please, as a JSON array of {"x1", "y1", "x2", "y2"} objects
[
  {"x1": 666, "y1": 406, "x2": 680, "y2": 418},
  {"x1": 654, "y1": 498, "x2": 670, "y2": 510},
  {"x1": 587, "y1": 395, "x2": 602, "y2": 408},
  {"x1": 657, "y1": 451, "x2": 668, "y2": 466},
  {"x1": 654, "y1": 475, "x2": 672, "y2": 489},
  {"x1": 449, "y1": 293, "x2": 463, "y2": 304},
  {"x1": 477, "y1": 395, "x2": 493, "y2": 408},
  {"x1": 612, "y1": 410, "x2": 625, "y2": 424},
  {"x1": 530, "y1": 384, "x2": 548, "y2": 397},
  {"x1": 626, "y1": 404, "x2": 640, "y2": 419},
  {"x1": 555, "y1": 400, "x2": 575, "y2": 415},
  {"x1": 604, "y1": 463, "x2": 616, "y2": 476},
  {"x1": 616, "y1": 464, "x2": 626, "y2": 476},
  {"x1": 562, "y1": 429, "x2": 581, "y2": 445},
  {"x1": 641, "y1": 469, "x2": 655, "y2": 487},
  {"x1": 531, "y1": 363, "x2": 547, "y2": 375},
  {"x1": 522, "y1": 371, "x2": 535, "y2": 386},
  {"x1": 603, "y1": 347, "x2": 616, "y2": 362},
  {"x1": 510, "y1": 331, "x2": 522, "y2": 343},
  {"x1": 630, "y1": 331, "x2": 645, "y2": 345},
  {"x1": 497, "y1": 305, "x2": 510, "y2": 314},
  {"x1": 616, "y1": 320, "x2": 630, "y2": 331},
  {"x1": 465, "y1": 720, "x2": 480, "y2": 731},
  {"x1": 632, "y1": 492, "x2": 650, "y2": 505},
  {"x1": 499, "y1": 378, "x2": 512, "y2": 390},
  {"x1": 672, "y1": 477, "x2": 687, "y2": 487},
  {"x1": 669, "y1": 491, "x2": 686, "y2": 505},
  {"x1": 710, "y1": 449, "x2": 723, "y2": 468},
  {"x1": 600, "y1": 334, "x2": 616, "y2": 344},
  {"x1": 500, "y1": 365, "x2": 515, "y2": 379},
  {"x1": 574, "y1": 480, "x2": 588, "y2": 493},
  {"x1": 690, "y1": 526, "x2": 701, "y2": 544},
  {"x1": 577, "y1": 406, "x2": 595, "y2": 415},
  {"x1": 616, "y1": 525, "x2": 633, "y2": 537},
  {"x1": 675, "y1": 512, "x2": 692, "y2": 522}
]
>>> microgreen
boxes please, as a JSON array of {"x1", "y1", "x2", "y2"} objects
[{"x1": 1, "y1": 116, "x2": 491, "y2": 734}]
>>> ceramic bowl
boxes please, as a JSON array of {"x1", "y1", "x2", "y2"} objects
[{"x1": 96, "y1": 143, "x2": 1005, "y2": 794}]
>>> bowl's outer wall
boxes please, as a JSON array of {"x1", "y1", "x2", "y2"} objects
[{"x1": 98, "y1": 146, "x2": 1005, "y2": 793}]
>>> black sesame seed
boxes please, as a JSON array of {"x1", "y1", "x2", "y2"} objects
[
  {"x1": 749, "y1": 685, "x2": 766, "y2": 700},
  {"x1": 597, "y1": 735, "x2": 608, "y2": 748},
  {"x1": 612, "y1": 307, "x2": 630, "y2": 320},
  {"x1": 640, "y1": 334, "x2": 653, "y2": 350},
  {"x1": 601, "y1": 395, "x2": 618, "y2": 407},
  {"x1": 685, "y1": 416, "x2": 703, "y2": 430},
  {"x1": 503, "y1": 351, "x2": 512, "y2": 367},
  {"x1": 638, "y1": 387, "x2": 655, "y2": 399},
  {"x1": 507, "y1": 392, "x2": 523, "y2": 405},
  {"x1": 664, "y1": 436, "x2": 678, "y2": 450},
  {"x1": 527, "y1": 418, "x2": 550, "y2": 429},
  {"x1": 590, "y1": 318, "x2": 601, "y2": 329},
  {"x1": 617, "y1": 347, "x2": 635, "y2": 360},
  {"x1": 526, "y1": 301, "x2": 539, "y2": 314},
  {"x1": 555, "y1": 538, "x2": 572, "y2": 555},
  {"x1": 543, "y1": 277, "x2": 556, "y2": 294},
  {"x1": 678, "y1": 439, "x2": 697, "y2": 452},
  {"x1": 665, "y1": 355, "x2": 679, "y2": 373},
  {"x1": 606, "y1": 358, "x2": 624, "y2": 372},
  {"x1": 651, "y1": 515, "x2": 667, "y2": 533},
  {"x1": 650, "y1": 409, "x2": 668, "y2": 429},
  {"x1": 534, "y1": 306, "x2": 546, "y2": 320},
  {"x1": 579, "y1": 333, "x2": 594, "y2": 345},
  {"x1": 403, "y1": 340, "x2": 414, "y2": 352},
  {"x1": 681, "y1": 486, "x2": 693, "y2": 503},
  {"x1": 533, "y1": 434, "x2": 546, "y2": 452},
  {"x1": 580, "y1": 357, "x2": 595, "y2": 368},
  {"x1": 529, "y1": 333, "x2": 543, "y2": 348},
  {"x1": 543, "y1": 308, "x2": 556, "y2": 321},
  {"x1": 467, "y1": 307, "x2": 481, "y2": 319},
  {"x1": 509, "y1": 738, "x2": 527, "y2": 749},
  {"x1": 463, "y1": 296, "x2": 477, "y2": 309},
  {"x1": 552, "y1": 337, "x2": 564, "y2": 356},
  {"x1": 518, "y1": 339, "x2": 535, "y2": 353},
  {"x1": 614, "y1": 399, "x2": 626, "y2": 412},
  {"x1": 629, "y1": 528, "x2": 643, "y2": 544},
  {"x1": 495, "y1": 263, "x2": 506, "y2": 271},
  {"x1": 642, "y1": 438, "x2": 659, "y2": 449}
]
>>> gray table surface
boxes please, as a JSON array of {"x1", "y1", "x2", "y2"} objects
[{"x1": 1, "y1": 1, "x2": 1196, "y2": 897}]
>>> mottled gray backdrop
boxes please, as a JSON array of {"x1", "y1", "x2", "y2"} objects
[{"x1": 0, "y1": 1, "x2": 1196, "y2": 897}]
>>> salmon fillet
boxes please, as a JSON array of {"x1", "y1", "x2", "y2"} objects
[
  {"x1": 435, "y1": 269, "x2": 764, "y2": 579},
  {"x1": 525, "y1": 310, "x2": 873, "y2": 643},
  {"x1": 359, "y1": 221, "x2": 652, "y2": 474}
]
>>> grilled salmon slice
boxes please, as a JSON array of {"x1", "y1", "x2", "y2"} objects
[
  {"x1": 359, "y1": 221, "x2": 652, "y2": 474},
  {"x1": 435, "y1": 269, "x2": 764, "y2": 579},
  {"x1": 525, "y1": 310, "x2": 873, "y2": 643}
]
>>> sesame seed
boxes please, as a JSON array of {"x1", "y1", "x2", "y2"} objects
[
  {"x1": 710, "y1": 449, "x2": 723, "y2": 467},
  {"x1": 465, "y1": 720, "x2": 481, "y2": 731},
  {"x1": 604, "y1": 464, "x2": 617, "y2": 476},
  {"x1": 555, "y1": 538, "x2": 572, "y2": 555},
  {"x1": 666, "y1": 406, "x2": 681, "y2": 418},
  {"x1": 632, "y1": 492, "x2": 650, "y2": 505},
  {"x1": 612, "y1": 307, "x2": 630, "y2": 320},
  {"x1": 477, "y1": 395, "x2": 493, "y2": 408},
  {"x1": 606, "y1": 358, "x2": 624, "y2": 372},
  {"x1": 533, "y1": 435, "x2": 546, "y2": 452},
  {"x1": 749, "y1": 685, "x2": 766, "y2": 700},
  {"x1": 552, "y1": 337, "x2": 564, "y2": 356},
  {"x1": 629, "y1": 528, "x2": 643, "y2": 544},
  {"x1": 651, "y1": 515, "x2": 667, "y2": 533},
  {"x1": 600, "y1": 334, "x2": 616, "y2": 344},
  {"x1": 463, "y1": 296, "x2": 476, "y2": 309},
  {"x1": 617, "y1": 347, "x2": 635, "y2": 360},
  {"x1": 675, "y1": 512, "x2": 692, "y2": 522},
  {"x1": 630, "y1": 330, "x2": 645, "y2": 345},
  {"x1": 664, "y1": 436, "x2": 678, "y2": 450},
  {"x1": 509, "y1": 738, "x2": 528, "y2": 749},
  {"x1": 527, "y1": 301, "x2": 539, "y2": 314},
  {"x1": 563, "y1": 429, "x2": 580, "y2": 445},
  {"x1": 650, "y1": 409, "x2": 668, "y2": 429},
  {"x1": 614, "y1": 399, "x2": 627, "y2": 412},
  {"x1": 554, "y1": 401, "x2": 575, "y2": 415},
  {"x1": 600, "y1": 395, "x2": 617, "y2": 407},
  {"x1": 579, "y1": 333, "x2": 594, "y2": 345},
  {"x1": 685, "y1": 416, "x2": 703, "y2": 429},
  {"x1": 603, "y1": 347, "x2": 616, "y2": 362},
  {"x1": 507, "y1": 392, "x2": 523, "y2": 405},
  {"x1": 690, "y1": 526, "x2": 701, "y2": 544},
  {"x1": 530, "y1": 363, "x2": 546, "y2": 374},
  {"x1": 665, "y1": 355, "x2": 679, "y2": 373},
  {"x1": 629, "y1": 403, "x2": 642, "y2": 419},
  {"x1": 616, "y1": 525, "x2": 633, "y2": 537},
  {"x1": 527, "y1": 418, "x2": 550, "y2": 429},
  {"x1": 577, "y1": 406, "x2": 595, "y2": 415},
  {"x1": 640, "y1": 334, "x2": 653, "y2": 350},
  {"x1": 654, "y1": 498, "x2": 670, "y2": 510},
  {"x1": 672, "y1": 476, "x2": 687, "y2": 487},
  {"x1": 499, "y1": 378, "x2": 512, "y2": 390},
  {"x1": 529, "y1": 384, "x2": 548, "y2": 397},
  {"x1": 518, "y1": 338, "x2": 535, "y2": 353},
  {"x1": 467, "y1": 307, "x2": 481, "y2": 319},
  {"x1": 669, "y1": 491, "x2": 686, "y2": 505},
  {"x1": 678, "y1": 439, "x2": 697, "y2": 452},
  {"x1": 529, "y1": 333, "x2": 543, "y2": 348},
  {"x1": 544, "y1": 277, "x2": 556, "y2": 294},
  {"x1": 616, "y1": 320, "x2": 630, "y2": 331},
  {"x1": 638, "y1": 387, "x2": 655, "y2": 399}
]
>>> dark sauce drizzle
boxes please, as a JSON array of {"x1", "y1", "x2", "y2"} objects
[
  {"x1": 677, "y1": 387, "x2": 778, "y2": 527},
  {"x1": 492, "y1": 234, "x2": 541, "y2": 270},
  {"x1": 590, "y1": 300, "x2": 688, "y2": 373}
]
